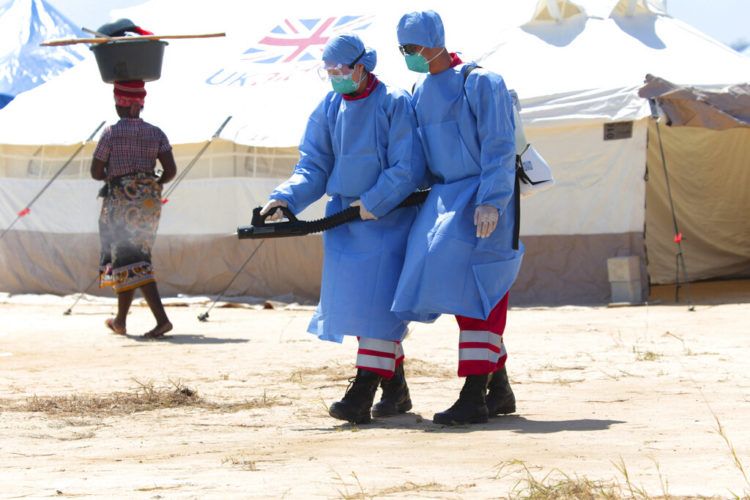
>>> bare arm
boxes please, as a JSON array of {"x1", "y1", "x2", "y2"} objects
[
  {"x1": 90, "y1": 158, "x2": 107, "y2": 181},
  {"x1": 157, "y1": 150, "x2": 177, "y2": 184}
]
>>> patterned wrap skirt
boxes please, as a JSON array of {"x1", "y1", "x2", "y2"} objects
[{"x1": 99, "y1": 173, "x2": 162, "y2": 293}]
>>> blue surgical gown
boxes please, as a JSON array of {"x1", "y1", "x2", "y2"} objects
[
  {"x1": 271, "y1": 81, "x2": 425, "y2": 343},
  {"x1": 392, "y1": 64, "x2": 524, "y2": 321}
]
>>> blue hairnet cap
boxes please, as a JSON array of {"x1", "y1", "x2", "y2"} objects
[
  {"x1": 397, "y1": 10, "x2": 445, "y2": 48},
  {"x1": 322, "y1": 34, "x2": 377, "y2": 71}
]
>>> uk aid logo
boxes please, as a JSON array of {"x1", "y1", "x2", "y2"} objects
[{"x1": 206, "y1": 15, "x2": 374, "y2": 87}]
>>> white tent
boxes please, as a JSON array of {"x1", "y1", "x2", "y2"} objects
[
  {"x1": 475, "y1": 0, "x2": 750, "y2": 301},
  {"x1": 1, "y1": 0, "x2": 749, "y2": 304}
]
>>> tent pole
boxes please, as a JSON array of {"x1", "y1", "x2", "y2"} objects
[
  {"x1": 160, "y1": 115, "x2": 232, "y2": 203},
  {"x1": 649, "y1": 99, "x2": 694, "y2": 311},
  {"x1": 197, "y1": 240, "x2": 265, "y2": 322},
  {"x1": 0, "y1": 121, "x2": 105, "y2": 241},
  {"x1": 63, "y1": 116, "x2": 231, "y2": 315},
  {"x1": 63, "y1": 273, "x2": 100, "y2": 315}
]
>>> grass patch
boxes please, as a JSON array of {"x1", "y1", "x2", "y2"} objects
[
  {"x1": 515, "y1": 473, "x2": 623, "y2": 499},
  {"x1": 57, "y1": 431, "x2": 96, "y2": 441},
  {"x1": 289, "y1": 363, "x2": 353, "y2": 384},
  {"x1": 612, "y1": 457, "x2": 654, "y2": 498},
  {"x1": 539, "y1": 364, "x2": 587, "y2": 372},
  {"x1": 633, "y1": 347, "x2": 662, "y2": 361},
  {"x1": 16, "y1": 379, "x2": 199, "y2": 416},
  {"x1": 333, "y1": 470, "x2": 472, "y2": 499},
  {"x1": 134, "y1": 484, "x2": 183, "y2": 492},
  {"x1": 708, "y1": 403, "x2": 750, "y2": 495},
  {"x1": 222, "y1": 455, "x2": 258, "y2": 471},
  {"x1": 375, "y1": 481, "x2": 471, "y2": 496},
  {"x1": 1, "y1": 380, "x2": 285, "y2": 417},
  {"x1": 495, "y1": 459, "x2": 673, "y2": 499},
  {"x1": 404, "y1": 358, "x2": 455, "y2": 379},
  {"x1": 533, "y1": 377, "x2": 586, "y2": 386},
  {"x1": 223, "y1": 390, "x2": 285, "y2": 412}
]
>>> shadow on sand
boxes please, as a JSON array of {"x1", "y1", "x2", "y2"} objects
[
  {"x1": 126, "y1": 334, "x2": 249, "y2": 345},
  {"x1": 299, "y1": 413, "x2": 624, "y2": 434}
]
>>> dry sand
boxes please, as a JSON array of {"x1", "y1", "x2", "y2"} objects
[{"x1": 1, "y1": 287, "x2": 749, "y2": 498}]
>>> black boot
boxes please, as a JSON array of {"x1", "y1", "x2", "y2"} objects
[
  {"x1": 371, "y1": 363, "x2": 412, "y2": 417},
  {"x1": 328, "y1": 369, "x2": 381, "y2": 424},
  {"x1": 433, "y1": 374, "x2": 489, "y2": 426},
  {"x1": 486, "y1": 366, "x2": 516, "y2": 416}
]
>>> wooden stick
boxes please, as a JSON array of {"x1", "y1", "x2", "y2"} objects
[{"x1": 41, "y1": 32, "x2": 226, "y2": 47}]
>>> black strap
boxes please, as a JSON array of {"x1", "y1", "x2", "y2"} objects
[
  {"x1": 411, "y1": 61, "x2": 479, "y2": 95},
  {"x1": 462, "y1": 62, "x2": 480, "y2": 82},
  {"x1": 513, "y1": 156, "x2": 522, "y2": 251},
  {"x1": 411, "y1": 62, "x2": 479, "y2": 96},
  {"x1": 349, "y1": 49, "x2": 366, "y2": 68},
  {"x1": 460, "y1": 63, "x2": 480, "y2": 107}
]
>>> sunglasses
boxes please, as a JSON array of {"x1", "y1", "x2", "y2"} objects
[{"x1": 398, "y1": 44, "x2": 422, "y2": 56}]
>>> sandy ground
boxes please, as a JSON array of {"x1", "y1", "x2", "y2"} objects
[{"x1": 1, "y1": 288, "x2": 750, "y2": 499}]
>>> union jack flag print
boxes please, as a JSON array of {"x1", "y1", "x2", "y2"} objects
[{"x1": 242, "y1": 15, "x2": 374, "y2": 64}]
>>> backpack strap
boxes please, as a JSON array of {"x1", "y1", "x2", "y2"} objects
[
  {"x1": 461, "y1": 63, "x2": 480, "y2": 109},
  {"x1": 462, "y1": 63, "x2": 480, "y2": 82},
  {"x1": 462, "y1": 62, "x2": 521, "y2": 251},
  {"x1": 413, "y1": 63, "x2": 478, "y2": 96}
]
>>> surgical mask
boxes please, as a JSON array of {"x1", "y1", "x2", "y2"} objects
[
  {"x1": 330, "y1": 73, "x2": 361, "y2": 94},
  {"x1": 404, "y1": 48, "x2": 445, "y2": 73},
  {"x1": 323, "y1": 48, "x2": 367, "y2": 94}
]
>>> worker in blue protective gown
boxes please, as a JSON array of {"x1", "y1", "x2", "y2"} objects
[
  {"x1": 390, "y1": 10, "x2": 524, "y2": 426},
  {"x1": 260, "y1": 34, "x2": 425, "y2": 424}
]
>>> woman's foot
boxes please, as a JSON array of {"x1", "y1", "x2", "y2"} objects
[
  {"x1": 143, "y1": 321, "x2": 173, "y2": 339},
  {"x1": 104, "y1": 318, "x2": 126, "y2": 335}
]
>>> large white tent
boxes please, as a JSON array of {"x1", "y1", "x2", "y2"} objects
[
  {"x1": 476, "y1": 0, "x2": 750, "y2": 301},
  {"x1": 1, "y1": 0, "x2": 749, "y2": 304}
]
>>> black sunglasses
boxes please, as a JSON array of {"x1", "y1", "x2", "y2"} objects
[{"x1": 398, "y1": 44, "x2": 421, "y2": 56}]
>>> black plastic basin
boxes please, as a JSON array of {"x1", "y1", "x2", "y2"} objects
[{"x1": 91, "y1": 39, "x2": 167, "y2": 83}]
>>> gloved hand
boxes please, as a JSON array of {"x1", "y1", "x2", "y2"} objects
[
  {"x1": 474, "y1": 204, "x2": 498, "y2": 238},
  {"x1": 350, "y1": 199, "x2": 377, "y2": 220},
  {"x1": 260, "y1": 199, "x2": 288, "y2": 222}
]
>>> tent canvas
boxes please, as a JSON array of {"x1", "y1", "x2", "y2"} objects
[
  {"x1": 1, "y1": 0, "x2": 749, "y2": 304},
  {"x1": 639, "y1": 75, "x2": 750, "y2": 286},
  {"x1": 0, "y1": 0, "x2": 87, "y2": 108},
  {"x1": 475, "y1": 0, "x2": 750, "y2": 300}
]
